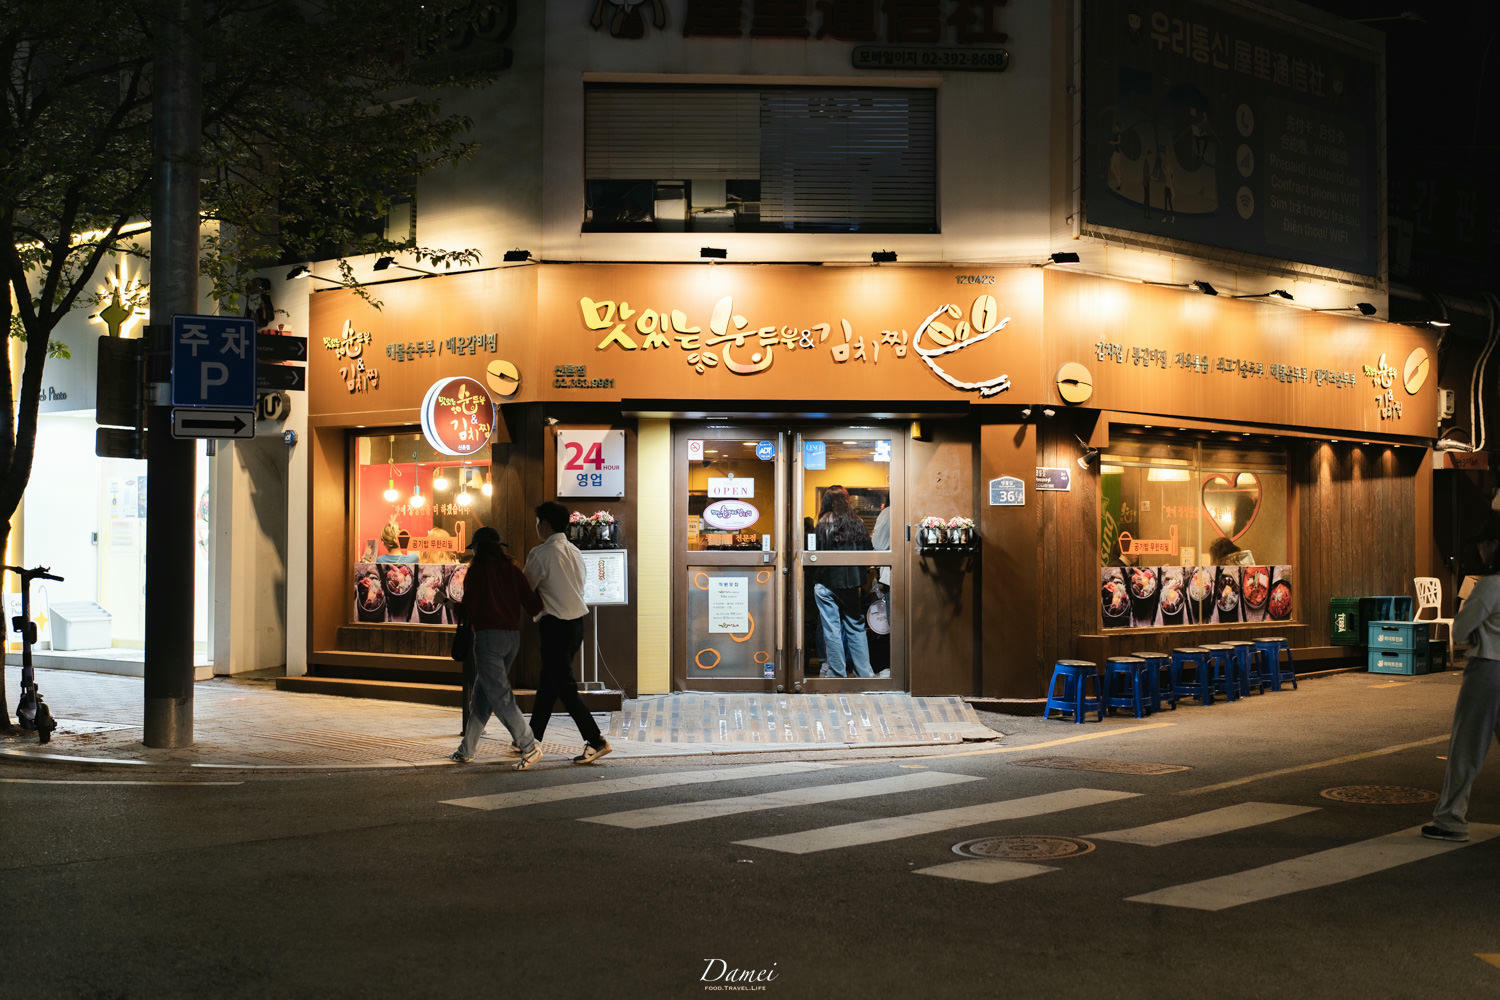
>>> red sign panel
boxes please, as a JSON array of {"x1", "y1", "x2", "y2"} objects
[{"x1": 420, "y1": 377, "x2": 496, "y2": 457}]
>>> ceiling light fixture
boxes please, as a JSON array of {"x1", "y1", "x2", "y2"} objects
[
  {"x1": 1192, "y1": 280, "x2": 1218, "y2": 296},
  {"x1": 1048, "y1": 251, "x2": 1080, "y2": 265},
  {"x1": 700, "y1": 247, "x2": 727, "y2": 260},
  {"x1": 503, "y1": 249, "x2": 532, "y2": 262},
  {"x1": 871, "y1": 250, "x2": 897, "y2": 263}
]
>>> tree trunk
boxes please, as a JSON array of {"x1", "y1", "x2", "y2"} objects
[{"x1": 1, "y1": 522, "x2": 12, "y2": 733}]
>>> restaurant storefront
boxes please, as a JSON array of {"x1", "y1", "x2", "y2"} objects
[{"x1": 299, "y1": 264, "x2": 1438, "y2": 706}]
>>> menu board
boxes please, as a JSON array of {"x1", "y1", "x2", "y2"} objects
[{"x1": 580, "y1": 549, "x2": 628, "y2": 606}]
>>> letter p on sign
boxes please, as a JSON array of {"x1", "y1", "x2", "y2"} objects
[{"x1": 201, "y1": 361, "x2": 229, "y2": 400}]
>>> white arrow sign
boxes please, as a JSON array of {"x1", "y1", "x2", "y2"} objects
[{"x1": 171, "y1": 408, "x2": 255, "y2": 440}]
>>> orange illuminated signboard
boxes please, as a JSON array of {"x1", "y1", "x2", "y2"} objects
[{"x1": 419, "y1": 376, "x2": 495, "y2": 456}]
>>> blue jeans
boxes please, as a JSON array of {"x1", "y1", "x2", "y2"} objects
[
  {"x1": 459, "y1": 629, "x2": 537, "y2": 758},
  {"x1": 814, "y1": 583, "x2": 872, "y2": 678}
]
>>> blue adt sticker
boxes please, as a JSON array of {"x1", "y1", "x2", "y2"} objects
[
  {"x1": 804, "y1": 440, "x2": 827, "y2": 470},
  {"x1": 763, "y1": 662, "x2": 775, "y2": 678},
  {"x1": 756, "y1": 440, "x2": 776, "y2": 461}
]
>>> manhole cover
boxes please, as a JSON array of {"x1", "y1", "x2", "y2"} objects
[
  {"x1": 1320, "y1": 784, "x2": 1437, "y2": 805},
  {"x1": 1016, "y1": 756, "x2": 1191, "y2": 776},
  {"x1": 952, "y1": 836, "x2": 1096, "y2": 861}
]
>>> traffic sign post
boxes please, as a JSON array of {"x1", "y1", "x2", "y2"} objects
[
  {"x1": 171, "y1": 314, "x2": 257, "y2": 409},
  {"x1": 171, "y1": 408, "x2": 255, "y2": 440}
]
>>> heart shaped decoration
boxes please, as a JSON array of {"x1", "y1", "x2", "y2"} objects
[{"x1": 1201, "y1": 472, "x2": 1262, "y2": 542}]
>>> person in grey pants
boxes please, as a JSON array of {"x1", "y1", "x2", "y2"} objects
[{"x1": 1425, "y1": 541, "x2": 1500, "y2": 842}]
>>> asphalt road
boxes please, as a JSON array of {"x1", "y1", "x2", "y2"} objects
[{"x1": 3, "y1": 669, "x2": 1497, "y2": 1000}]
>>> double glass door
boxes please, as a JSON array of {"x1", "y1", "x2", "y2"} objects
[{"x1": 673, "y1": 424, "x2": 904, "y2": 692}]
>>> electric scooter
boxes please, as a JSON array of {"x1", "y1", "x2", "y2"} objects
[{"x1": 5, "y1": 565, "x2": 61, "y2": 743}]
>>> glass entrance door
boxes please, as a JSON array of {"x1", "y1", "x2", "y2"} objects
[{"x1": 673, "y1": 425, "x2": 903, "y2": 692}]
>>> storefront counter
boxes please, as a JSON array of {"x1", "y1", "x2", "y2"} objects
[{"x1": 1078, "y1": 623, "x2": 1312, "y2": 665}]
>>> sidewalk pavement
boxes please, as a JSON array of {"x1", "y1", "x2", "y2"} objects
[{"x1": 0, "y1": 668, "x2": 1001, "y2": 770}]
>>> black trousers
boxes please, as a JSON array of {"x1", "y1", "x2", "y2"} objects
[{"x1": 531, "y1": 614, "x2": 603, "y2": 746}]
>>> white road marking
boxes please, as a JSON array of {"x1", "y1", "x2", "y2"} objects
[
  {"x1": 1090, "y1": 802, "x2": 1320, "y2": 846},
  {"x1": 735, "y1": 787, "x2": 1140, "y2": 855},
  {"x1": 1179, "y1": 734, "x2": 1449, "y2": 796},
  {"x1": 1127, "y1": 823, "x2": 1500, "y2": 911},
  {"x1": 916, "y1": 859, "x2": 1059, "y2": 884},
  {"x1": 0, "y1": 750, "x2": 148, "y2": 766},
  {"x1": 0, "y1": 778, "x2": 242, "y2": 786},
  {"x1": 441, "y1": 761, "x2": 838, "y2": 811},
  {"x1": 921, "y1": 722, "x2": 1176, "y2": 760},
  {"x1": 581, "y1": 771, "x2": 980, "y2": 829}
]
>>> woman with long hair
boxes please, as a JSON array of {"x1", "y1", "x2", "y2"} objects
[
  {"x1": 813, "y1": 486, "x2": 873, "y2": 678},
  {"x1": 452, "y1": 526, "x2": 545, "y2": 768}
]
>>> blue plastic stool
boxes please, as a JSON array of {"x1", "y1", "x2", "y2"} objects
[
  {"x1": 1044, "y1": 659, "x2": 1103, "y2": 723},
  {"x1": 1201, "y1": 644, "x2": 1240, "y2": 702},
  {"x1": 1227, "y1": 640, "x2": 1266, "y2": 695},
  {"x1": 1170, "y1": 647, "x2": 1213, "y2": 705},
  {"x1": 1104, "y1": 656, "x2": 1150, "y2": 718},
  {"x1": 1132, "y1": 650, "x2": 1175, "y2": 712},
  {"x1": 1254, "y1": 636, "x2": 1298, "y2": 691}
]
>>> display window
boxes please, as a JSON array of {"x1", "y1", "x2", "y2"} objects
[
  {"x1": 351, "y1": 431, "x2": 492, "y2": 625},
  {"x1": 1097, "y1": 437, "x2": 1292, "y2": 629}
]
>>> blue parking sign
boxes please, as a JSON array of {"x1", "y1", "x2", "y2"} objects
[{"x1": 172, "y1": 314, "x2": 257, "y2": 408}]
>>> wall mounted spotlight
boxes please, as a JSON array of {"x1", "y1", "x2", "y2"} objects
[
  {"x1": 1232, "y1": 289, "x2": 1294, "y2": 300},
  {"x1": 1020, "y1": 406, "x2": 1032, "y2": 419},
  {"x1": 1077, "y1": 448, "x2": 1100, "y2": 470},
  {"x1": 700, "y1": 247, "x2": 727, "y2": 260},
  {"x1": 1192, "y1": 280, "x2": 1218, "y2": 296},
  {"x1": 871, "y1": 250, "x2": 897, "y2": 263},
  {"x1": 1048, "y1": 251, "x2": 1080, "y2": 264},
  {"x1": 286, "y1": 264, "x2": 343, "y2": 285},
  {"x1": 1315, "y1": 302, "x2": 1377, "y2": 316},
  {"x1": 372, "y1": 255, "x2": 441, "y2": 277},
  {"x1": 503, "y1": 249, "x2": 532, "y2": 262},
  {"x1": 1042, "y1": 407, "x2": 1056, "y2": 418}
]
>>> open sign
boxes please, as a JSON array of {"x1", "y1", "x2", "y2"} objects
[{"x1": 701, "y1": 500, "x2": 759, "y2": 531}]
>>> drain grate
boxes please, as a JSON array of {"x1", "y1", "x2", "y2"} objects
[
  {"x1": 1016, "y1": 756, "x2": 1191, "y2": 776},
  {"x1": 951, "y1": 835, "x2": 1096, "y2": 861},
  {"x1": 1320, "y1": 784, "x2": 1437, "y2": 805}
]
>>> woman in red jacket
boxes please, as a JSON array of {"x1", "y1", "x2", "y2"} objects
[{"x1": 452, "y1": 527, "x2": 545, "y2": 769}]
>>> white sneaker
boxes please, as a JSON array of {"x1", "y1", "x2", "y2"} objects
[
  {"x1": 572, "y1": 740, "x2": 613, "y2": 765},
  {"x1": 513, "y1": 744, "x2": 543, "y2": 771}
]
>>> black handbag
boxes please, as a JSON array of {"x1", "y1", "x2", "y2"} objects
[{"x1": 451, "y1": 621, "x2": 473, "y2": 661}]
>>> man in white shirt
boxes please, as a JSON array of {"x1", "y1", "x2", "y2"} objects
[{"x1": 524, "y1": 501, "x2": 611, "y2": 764}]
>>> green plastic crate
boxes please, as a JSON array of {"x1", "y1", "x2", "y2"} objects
[{"x1": 1330, "y1": 597, "x2": 1362, "y2": 646}]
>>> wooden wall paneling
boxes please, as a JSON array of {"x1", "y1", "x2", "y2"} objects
[
  {"x1": 905, "y1": 423, "x2": 977, "y2": 696},
  {"x1": 978, "y1": 422, "x2": 1042, "y2": 698},
  {"x1": 309, "y1": 425, "x2": 346, "y2": 654},
  {"x1": 1036, "y1": 418, "x2": 1100, "y2": 681}
]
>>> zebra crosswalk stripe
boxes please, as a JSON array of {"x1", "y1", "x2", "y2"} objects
[
  {"x1": 1127, "y1": 823, "x2": 1500, "y2": 911},
  {"x1": 580, "y1": 771, "x2": 981, "y2": 829},
  {"x1": 734, "y1": 787, "x2": 1140, "y2": 855},
  {"x1": 1090, "y1": 802, "x2": 1320, "y2": 846},
  {"x1": 441, "y1": 762, "x2": 838, "y2": 812},
  {"x1": 915, "y1": 860, "x2": 1059, "y2": 884}
]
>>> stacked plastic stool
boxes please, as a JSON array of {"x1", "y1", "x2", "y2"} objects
[
  {"x1": 1104, "y1": 655, "x2": 1150, "y2": 718},
  {"x1": 1254, "y1": 636, "x2": 1298, "y2": 691},
  {"x1": 1200, "y1": 643, "x2": 1240, "y2": 702},
  {"x1": 1170, "y1": 647, "x2": 1214, "y2": 705},
  {"x1": 1132, "y1": 650, "x2": 1175, "y2": 712},
  {"x1": 1044, "y1": 659, "x2": 1103, "y2": 723}
]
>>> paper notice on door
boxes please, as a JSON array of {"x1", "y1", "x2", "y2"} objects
[{"x1": 708, "y1": 576, "x2": 749, "y2": 634}]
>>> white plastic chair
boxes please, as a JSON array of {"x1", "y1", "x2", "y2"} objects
[{"x1": 1412, "y1": 577, "x2": 1454, "y2": 660}]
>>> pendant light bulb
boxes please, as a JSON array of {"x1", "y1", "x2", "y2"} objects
[
  {"x1": 480, "y1": 472, "x2": 493, "y2": 497},
  {"x1": 383, "y1": 478, "x2": 399, "y2": 503},
  {"x1": 432, "y1": 467, "x2": 448, "y2": 491},
  {"x1": 409, "y1": 482, "x2": 426, "y2": 509}
]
